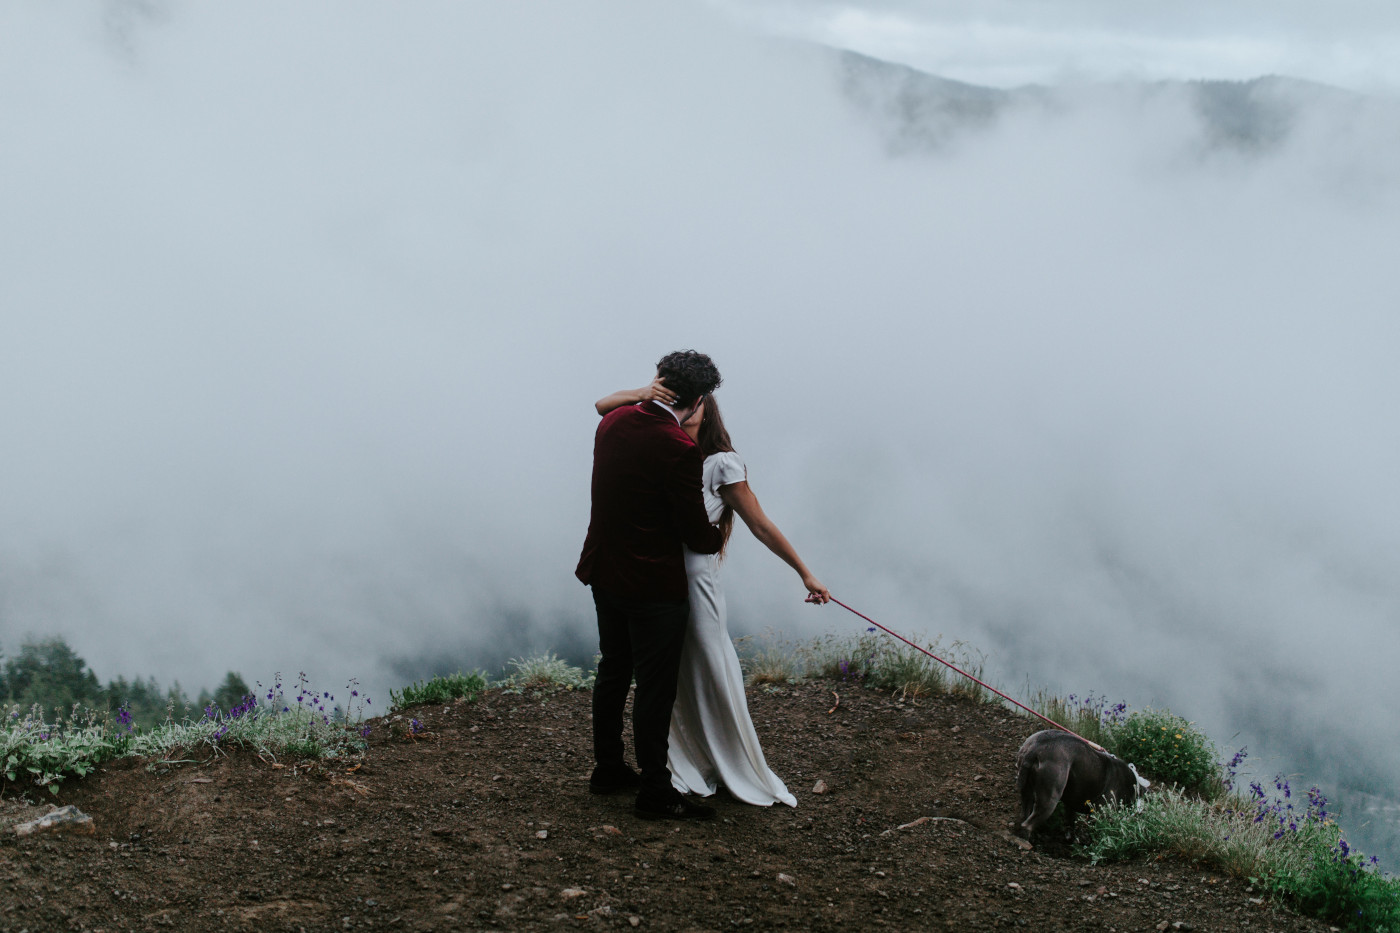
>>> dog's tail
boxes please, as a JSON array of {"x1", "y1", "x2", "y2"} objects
[{"x1": 1019, "y1": 754, "x2": 1071, "y2": 836}]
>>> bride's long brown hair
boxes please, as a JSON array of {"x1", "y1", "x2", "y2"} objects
[{"x1": 696, "y1": 394, "x2": 740, "y2": 554}]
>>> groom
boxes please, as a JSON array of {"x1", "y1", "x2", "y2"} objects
[{"x1": 576, "y1": 350, "x2": 724, "y2": 820}]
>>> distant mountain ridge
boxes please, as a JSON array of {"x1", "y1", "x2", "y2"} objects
[{"x1": 834, "y1": 48, "x2": 1368, "y2": 155}]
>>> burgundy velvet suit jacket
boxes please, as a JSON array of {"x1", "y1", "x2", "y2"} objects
[{"x1": 576, "y1": 402, "x2": 724, "y2": 601}]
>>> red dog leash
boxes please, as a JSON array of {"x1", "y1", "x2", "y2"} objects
[{"x1": 811, "y1": 593, "x2": 1106, "y2": 753}]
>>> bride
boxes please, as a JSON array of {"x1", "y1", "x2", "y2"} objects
[{"x1": 596, "y1": 378, "x2": 829, "y2": 807}]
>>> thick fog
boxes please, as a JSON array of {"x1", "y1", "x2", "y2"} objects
[{"x1": 3, "y1": 1, "x2": 1398, "y2": 856}]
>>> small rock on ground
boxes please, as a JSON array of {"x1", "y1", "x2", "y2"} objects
[{"x1": 14, "y1": 805, "x2": 95, "y2": 837}]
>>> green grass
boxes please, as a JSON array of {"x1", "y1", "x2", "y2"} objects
[
  {"x1": 3, "y1": 703, "x2": 366, "y2": 793},
  {"x1": 126, "y1": 702, "x2": 366, "y2": 763},
  {"x1": 389, "y1": 671, "x2": 488, "y2": 710},
  {"x1": 502, "y1": 653, "x2": 592, "y2": 691},
  {"x1": 2, "y1": 671, "x2": 371, "y2": 793},
  {"x1": 1024, "y1": 689, "x2": 1122, "y2": 749},
  {"x1": 1079, "y1": 785, "x2": 1273, "y2": 874},
  {"x1": 1080, "y1": 787, "x2": 1400, "y2": 931},
  {"x1": 734, "y1": 633, "x2": 802, "y2": 686},
  {"x1": 737, "y1": 629, "x2": 987, "y2": 702}
]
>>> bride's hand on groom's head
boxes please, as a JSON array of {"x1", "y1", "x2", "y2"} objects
[
  {"x1": 595, "y1": 377, "x2": 678, "y2": 416},
  {"x1": 641, "y1": 376, "x2": 677, "y2": 406}
]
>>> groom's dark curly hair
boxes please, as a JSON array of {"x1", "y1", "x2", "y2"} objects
[{"x1": 656, "y1": 350, "x2": 721, "y2": 409}]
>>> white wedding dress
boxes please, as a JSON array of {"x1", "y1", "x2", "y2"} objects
[{"x1": 667, "y1": 451, "x2": 797, "y2": 807}]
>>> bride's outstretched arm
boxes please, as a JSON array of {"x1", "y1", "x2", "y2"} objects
[
  {"x1": 594, "y1": 377, "x2": 677, "y2": 416},
  {"x1": 720, "y1": 481, "x2": 830, "y2": 604}
]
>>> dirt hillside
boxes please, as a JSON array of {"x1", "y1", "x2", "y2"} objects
[{"x1": 0, "y1": 682, "x2": 1333, "y2": 932}]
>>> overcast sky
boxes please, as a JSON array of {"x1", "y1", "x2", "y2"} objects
[
  {"x1": 708, "y1": 0, "x2": 1400, "y2": 91},
  {"x1": 2, "y1": 0, "x2": 1399, "y2": 860}
]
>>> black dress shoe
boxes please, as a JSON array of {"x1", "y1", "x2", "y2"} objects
[
  {"x1": 589, "y1": 765, "x2": 643, "y2": 795},
  {"x1": 634, "y1": 789, "x2": 716, "y2": 821}
]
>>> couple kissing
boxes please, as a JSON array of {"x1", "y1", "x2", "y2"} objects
[{"x1": 576, "y1": 350, "x2": 829, "y2": 821}]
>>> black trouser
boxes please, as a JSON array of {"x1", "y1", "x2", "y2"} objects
[{"x1": 591, "y1": 587, "x2": 689, "y2": 794}]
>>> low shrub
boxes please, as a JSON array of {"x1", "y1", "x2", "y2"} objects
[{"x1": 1107, "y1": 707, "x2": 1218, "y2": 793}]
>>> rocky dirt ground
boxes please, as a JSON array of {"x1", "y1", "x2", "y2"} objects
[{"x1": 0, "y1": 682, "x2": 1336, "y2": 932}]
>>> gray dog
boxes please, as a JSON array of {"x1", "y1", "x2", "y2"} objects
[{"x1": 1015, "y1": 730, "x2": 1150, "y2": 839}]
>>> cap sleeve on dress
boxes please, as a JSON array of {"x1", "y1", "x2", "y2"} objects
[{"x1": 711, "y1": 451, "x2": 747, "y2": 489}]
